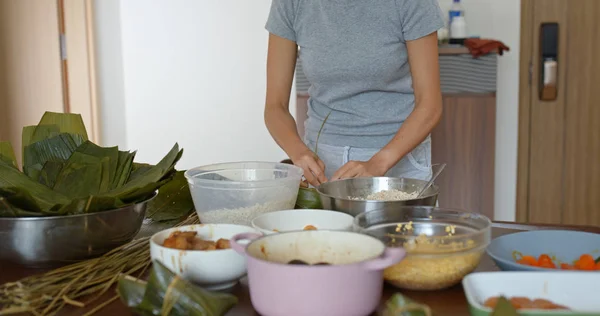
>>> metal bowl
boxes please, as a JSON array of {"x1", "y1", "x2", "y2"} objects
[
  {"x1": 0, "y1": 192, "x2": 156, "y2": 267},
  {"x1": 354, "y1": 207, "x2": 491, "y2": 290},
  {"x1": 316, "y1": 177, "x2": 438, "y2": 216}
]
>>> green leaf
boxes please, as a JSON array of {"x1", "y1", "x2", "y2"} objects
[
  {"x1": 383, "y1": 293, "x2": 431, "y2": 316},
  {"x1": 21, "y1": 126, "x2": 36, "y2": 153},
  {"x1": 56, "y1": 195, "x2": 125, "y2": 215},
  {"x1": 52, "y1": 152, "x2": 111, "y2": 199},
  {"x1": 0, "y1": 194, "x2": 47, "y2": 217},
  {"x1": 491, "y1": 296, "x2": 518, "y2": 316},
  {"x1": 146, "y1": 171, "x2": 195, "y2": 222},
  {"x1": 33, "y1": 112, "x2": 88, "y2": 141},
  {"x1": 23, "y1": 133, "x2": 85, "y2": 179},
  {"x1": 0, "y1": 187, "x2": 43, "y2": 214},
  {"x1": 0, "y1": 160, "x2": 70, "y2": 212},
  {"x1": 0, "y1": 142, "x2": 17, "y2": 169},
  {"x1": 29, "y1": 124, "x2": 61, "y2": 144},
  {"x1": 117, "y1": 275, "x2": 154, "y2": 316},
  {"x1": 595, "y1": 256, "x2": 600, "y2": 264},
  {"x1": 106, "y1": 144, "x2": 182, "y2": 199},
  {"x1": 75, "y1": 141, "x2": 119, "y2": 187},
  {"x1": 38, "y1": 161, "x2": 66, "y2": 188},
  {"x1": 128, "y1": 163, "x2": 153, "y2": 183},
  {"x1": 134, "y1": 260, "x2": 238, "y2": 316},
  {"x1": 111, "y1": 151, "x2": 136, "y2": 189},
  {"x1": 295, "y1": 187, "x2": 323, "y2": 209}
]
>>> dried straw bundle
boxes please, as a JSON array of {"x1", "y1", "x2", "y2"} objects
[{"x1": 0, "y1": 214, "x2": 200, "y2": 316}]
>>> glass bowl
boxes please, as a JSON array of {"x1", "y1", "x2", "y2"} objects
[
  {"x1": 353, "y1": 207, "x2": 492, "y2": 290},
  {"x1": 184, "y1": 162, "x2": 303, "y2": 226}
]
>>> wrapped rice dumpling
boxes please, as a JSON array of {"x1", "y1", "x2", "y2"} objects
[
  {"x1": 295, "y1": 187, "x2": 322, "y2": 209},
  {"x1": 117, "y1": 260, "x2": 238, "y2": 316},
  {"x1": 382, "y1": 293, "x2": 432, "y2": 316}
]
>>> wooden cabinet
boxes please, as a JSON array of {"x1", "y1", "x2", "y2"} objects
[{"x1": 431, "y1": 94, "x2": 496, "y2": 219}]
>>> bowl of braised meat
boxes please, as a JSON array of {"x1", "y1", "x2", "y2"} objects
[{"x1": 149, "y1": 223, "x2": 259, "y2": 290}]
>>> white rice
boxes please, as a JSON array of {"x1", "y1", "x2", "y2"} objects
[
  {"x1": 351, "y1": 189, "x2": 419, "y2": 201},
  {"x1": 198, "y1": 198, "x2": 296, "y2": 226}
]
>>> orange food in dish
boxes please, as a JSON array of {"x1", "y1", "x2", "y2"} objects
[
  {"x1": 484, "y1": 296, "x2": 569, "y2": 310},
  {"x1": 513, "y1": 252, "x2": 600, "y2": 270},
  {"x1": 303, "y1": 225, "x2": 317, "y2": 230},
  {"x1": 162, "y1": 231, "x2": 230, "y2": 251}
]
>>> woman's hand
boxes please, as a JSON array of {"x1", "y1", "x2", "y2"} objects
[
  {"x1": 331, "y1": 159, "x2": 387, "y2": 181},
  {"x1": 291, "y1": 149, "x2": 328, "y2": 187}
]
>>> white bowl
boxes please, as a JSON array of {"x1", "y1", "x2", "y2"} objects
[
  {"x1": 149, "y1": 223, "x2": 259, "y2": 290},
  {"x1": 251, "y1": 209, "x2": 354, "y2": 235}
]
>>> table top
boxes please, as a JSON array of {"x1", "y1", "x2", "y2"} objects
[{"x1": 1, "y1": 221, "x2": 599, "y2": 316}]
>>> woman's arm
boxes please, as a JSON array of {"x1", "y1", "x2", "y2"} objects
[
  {"x1": 264, "y1": 33, "x2": 327, "y2": 186},
  {"x1": 331, "y1": 32, "x2": 442, "y2": 180}
]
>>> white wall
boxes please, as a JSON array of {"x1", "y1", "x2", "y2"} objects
[
  {"x1": 93, "y1": 0, "x2": 127, "y2": 149},
  {"x1": 439, "y1": 0, "x2": 521, "y2": 221},
  {"x1": 94, "y1": 0, "x2": 294, "y2": 170},
  {"x1": 95, "y1": 0, "x2": 520, "y2": 221}
]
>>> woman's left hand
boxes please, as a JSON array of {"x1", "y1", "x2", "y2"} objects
[{"x1": 331, "y1": 160, "x2": 387, "y2": 181}]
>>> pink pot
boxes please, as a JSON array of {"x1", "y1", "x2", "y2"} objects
[{"x1": 231, "y1": 230, "x2": 406, "y2": 316}]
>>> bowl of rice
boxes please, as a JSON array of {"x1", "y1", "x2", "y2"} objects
[
  {"x1": 316, "y1": 177, "x2": 438, "y2": 217},
  {"x1": 184, "y1": 162, "x2": 303, "y2": 226},
  {"x1": 354, "y1": 207, "x2": 491, "y2": 291}
]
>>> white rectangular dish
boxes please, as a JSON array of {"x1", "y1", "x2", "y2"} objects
[{"x1": 462, "y1": 272, "x2": 600, "y2": 316}]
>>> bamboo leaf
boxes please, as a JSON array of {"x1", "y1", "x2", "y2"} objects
[
  {"x1": 127, "y1": 163, "x2": 153, "y2": 183},
  {"x1": 106, "y1": 144, "x2": 182, "y2": 198},
  {"x1": 75, "y1": 141, "x2": 119, "y2": 187},
  {"x1": 23, "y1": 133, "x2": 85, "y2": 179},
  {"x1": 146, "y1": 171, "x2": 195, "y2": 222},
  {"x1": 383, "y1": 293, "x2": 432, "y2": 316},
  {"x1": 117, "y1": 276, "x2": 154, "y2": 316},
  {"x1": 0, "y1": 194, "x2": 47, "y2": 217},
  {"x1": 30, "y1": 124, "x2": 61, "y2": 144},
  {"x1": 0, "y1": 187, "x2": 43, "y2": 214},
  {"x1": 136, "y1": 260, "x2": 238, "y2": 316},
  {"x1": 295, "y1": 187, "x2": 322, "y2": 209},
  {"x1": 0, "y1": 160, "x2": 70, "y2": 212},
  {"x1": 0, "y1": 142, "x2": 17, "y2": 169},
  {"x1": 56, "y1": 195, "x2": 125, "y2": 215},
  {"x1": 38, "y1": 161, "x2": 66, "y2": 188},
  {"x1": 52, "y1": 152, "x2": 110, "y2": 199},
  {"x1": 33, "y1": 112, "x2": 88, "y2": 141},
  {"x1": 21, "y1": 126, "x2": 36, "y2": 153},
  {"x1": 111, "y1": 150, "x2": 136, "y2": 189}
]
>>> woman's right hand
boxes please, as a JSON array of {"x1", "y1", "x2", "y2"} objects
[{"x1": 291, "y1": 149, "x2": 327, "y2": 187}]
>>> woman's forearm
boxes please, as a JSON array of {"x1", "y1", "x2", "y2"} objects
[
  {"x1": 265, "y1": 106, "x2": 309, "y2": 159},
  {"x1": 370, "y1": 99, "x2": 442, "y2": 173}
]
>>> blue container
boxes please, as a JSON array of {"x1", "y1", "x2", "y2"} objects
[{"x1": 486, "y1": 230, "x2": 600, "y2": 271}]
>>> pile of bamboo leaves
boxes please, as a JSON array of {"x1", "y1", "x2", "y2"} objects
[{"x1": 0, "y1": 112, "x2": 183, "y2": 217}]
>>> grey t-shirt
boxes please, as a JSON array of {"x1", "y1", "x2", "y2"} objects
[{"x1": 266, "y1": 0, "x2": 444, "y2": 148}]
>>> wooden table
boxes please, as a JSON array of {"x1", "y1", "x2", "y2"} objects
[{"x1": 2, "y1": 221, "x2": 599, "y2": 316}]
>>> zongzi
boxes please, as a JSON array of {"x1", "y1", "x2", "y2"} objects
[{"x1": 117, "y1": 260, "x2": 238, "y2": 316}]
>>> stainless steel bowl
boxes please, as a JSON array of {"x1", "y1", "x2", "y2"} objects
[
  {"x1": 316, "y1": 177, "x2": 438, "y2": 216},
  {"x1": 0, "y1": 192, "x2": 156, "y2": 267}
]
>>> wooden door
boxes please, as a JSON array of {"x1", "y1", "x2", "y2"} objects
[
  {"x1": 0, "y1": 0, "x2": 99, "y2": 167},
  {"x1": 517, "y1": 0, "x2": 600, "y2": 225}
]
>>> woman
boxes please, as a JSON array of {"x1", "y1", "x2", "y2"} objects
[{"x1": 264, "y1": 0, "x2": 444, "y2": 187}]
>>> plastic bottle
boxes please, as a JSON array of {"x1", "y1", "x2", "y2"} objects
[
  {"x1": 449, "y1": 16, "x2": 468, "y2": 45},
  {"x1": 448, "y1": 0, "x2": 464, "y2": 26}
]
